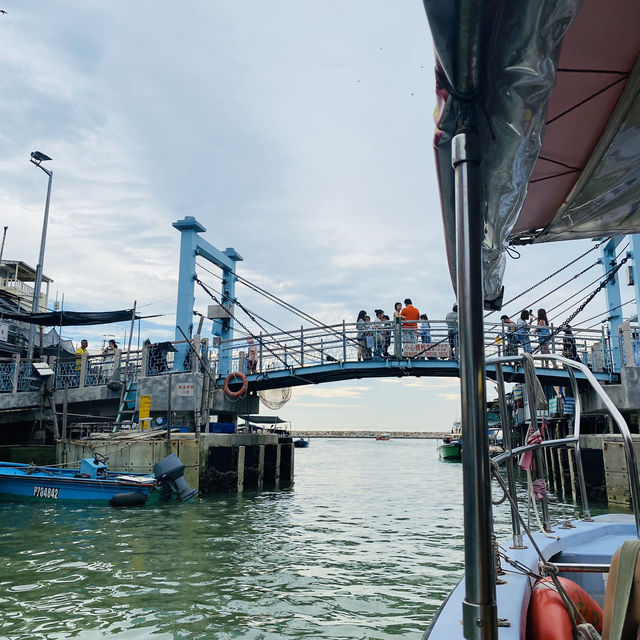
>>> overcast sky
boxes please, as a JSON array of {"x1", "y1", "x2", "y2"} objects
[{"x1": 1, "y1": 2, "x2": 634, "y2": 431}]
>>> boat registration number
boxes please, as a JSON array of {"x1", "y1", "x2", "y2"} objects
[{"x1": 33, "y1": 486, "x2": 59, "y2": 499}]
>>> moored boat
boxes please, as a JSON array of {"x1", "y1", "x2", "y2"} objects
[
  {"x1": 294, "y1": 437, "x2": 310, "y2": 448},
  {"x1": 420, "y1": 0, "x2": 640, "y2": 636},
  {"x1": 0, "y1": 452, "x2": 196, "y2": 506},
  {"x1": 437, "y1": 437, "x2": 462, "y2": 461},
  {"x1": 375, "y1": 433, "x2": 391, "y2": 441}
]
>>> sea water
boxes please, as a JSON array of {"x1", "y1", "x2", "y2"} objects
[{"x1": 0, "y1": 438, "x2": 579, "y2": 639}]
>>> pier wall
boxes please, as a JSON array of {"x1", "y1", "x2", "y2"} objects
[{"x1": 57, "y1": 433, "x2": 294, "y2": 495}]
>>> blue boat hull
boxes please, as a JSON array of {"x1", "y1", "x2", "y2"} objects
[{"x1": 0, "y1": 462, "x2": 155, "y2": 504}]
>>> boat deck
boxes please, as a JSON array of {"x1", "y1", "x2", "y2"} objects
[{"x1": 426, "y1": 513, "x2": 636, "y2": 639}]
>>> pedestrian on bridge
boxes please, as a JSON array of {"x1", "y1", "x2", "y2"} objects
[
  {"x1": 446, "y1": 304, "x2": 458, "y2": 360},
  {"x1": 247, "y1": 338, "x2": 258, "y2": 374},
  {"x1": 374, "y1": 310, "x2": 388, "y2": 358},
  {"x1": 357, "y1": 310, "x2": 368, "y2": 361},
  {"x1": 401, "y1": 299, "x2": 420, "y2": 344},
  {"x1": 500, "y1": 315, "x2": 519, "y2": 357},
  {"x1": 516, "y1": 310, "x2": 532, "y2": 354}
]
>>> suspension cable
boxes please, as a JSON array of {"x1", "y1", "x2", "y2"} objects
[
  {"x1": 196, "y1": 259, "x2": 362, "y2": 350},
  {"x1": 195, "y1": 278, "x2": 296, "y2": 368},
  {"x1": 195, "y1": 274, "x2": 330, "y2": 359},
  {"x1": 507, "y1": 260, "x2": 600, "y2": 317},
  {"x1": 485, "y1": 240, "x2": 605, "y2": 318},
  {"x1": 581, "y1": 299, "x2": 635, "y2": 328},
  {"x1": 547, "y1": 243, "x2": 630, "y2": 321},
  {"x1": 531, "y1": 254, "x2": 631, "y2": 353}
]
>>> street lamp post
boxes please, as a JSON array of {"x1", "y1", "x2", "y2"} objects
[{"x1": 27, "y1": 151, "x2": 53, "y2": 360}]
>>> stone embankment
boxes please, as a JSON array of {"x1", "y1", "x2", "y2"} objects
[{"x1": 290, "y1": 430, "x2": 448, "y2": 439}]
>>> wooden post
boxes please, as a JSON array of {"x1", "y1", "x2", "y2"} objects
[
  {"x1": 557, "y1": 448, "x2": 567, "y2": 501},
  {"x1": 547, "y1": 448, "x2": 557, "y2": 493},
  {"x1": 567, "y1": 448, "x2": 578, "y2": 503}
]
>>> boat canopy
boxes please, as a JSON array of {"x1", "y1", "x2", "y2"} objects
[
  {"x1": 424, "y1": 0, "x2": 640, "y2": 308},
  {"x1": 0, "y1": 309, "x2": 136, "y2": 326}
]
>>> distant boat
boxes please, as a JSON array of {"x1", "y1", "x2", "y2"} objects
[
  {"x1": 375, "y1": 433, "x2": 391, "y2": 441},
  {"x1": 438, "y1": 437, "x2": 462, "y2": 461},
  {"x1": 294, "y1": 437, "x2": 310, "y2": 448}
]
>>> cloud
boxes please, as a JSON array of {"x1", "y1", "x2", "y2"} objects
[
  {"x1": 293, "y1": 386, "x2": 372, "y2": 399},
  {"x1": 438, "y1": 393, "x2": 461, "y2": 401}
]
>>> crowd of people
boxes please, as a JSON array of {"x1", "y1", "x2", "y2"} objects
[
  {"x1": 355, "y1": 299, "x2": 458, "y2": 361},
  {"x1": 499, "y1": 308, "x2": 580, "y2": 362}
]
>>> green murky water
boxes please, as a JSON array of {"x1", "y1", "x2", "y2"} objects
[{"x1": 0, "y1": 438, "x2": 580, "y2": 639}]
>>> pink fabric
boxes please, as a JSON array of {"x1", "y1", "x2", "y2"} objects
[
  {"x1": 519, "y1": 430, "x2": 542, "y2": 471},
  {"x1": 532, "y1": 479, "x2": 547, "y2": 501}
]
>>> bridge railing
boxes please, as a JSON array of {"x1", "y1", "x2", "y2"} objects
[
  {"x1": 218, "y1": 320, "x2": 608, "y2": 375},
  {"x1": 0, "y1": 323, "x2": 612, "y2": 394}
]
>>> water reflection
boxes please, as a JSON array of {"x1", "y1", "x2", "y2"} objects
[{"x1": 0, "y1": 438, "x2": 594, "y2": 639}]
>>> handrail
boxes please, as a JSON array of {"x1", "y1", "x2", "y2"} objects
[{"x1": 487, "y1": 352, "x2": 640, "y2": 537}]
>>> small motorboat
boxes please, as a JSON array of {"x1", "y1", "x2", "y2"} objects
[
  {"x1": 0, "y1": 452, "x2": 197, "y2": 506},
  {"x1": 375, "y1": 433, "x2": 391, "y2": 441},
  {"x1": 293, "y1": 437, "x2": 310, "y2": 448},
  {"x1": 438, "y1": 437, "x2": 462, "y2": 461}
]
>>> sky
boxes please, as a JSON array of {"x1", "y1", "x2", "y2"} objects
[{"x1": 1, "y1": 2, "x2": 636, "y2": 431}]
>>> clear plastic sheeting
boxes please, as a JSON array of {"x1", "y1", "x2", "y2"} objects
[
  {"x1": 424, "y1": 0, "x2": 582, "y2": 305},
  {"x1": 535, "y1": 54, "x2": 640, "y2": 243}
]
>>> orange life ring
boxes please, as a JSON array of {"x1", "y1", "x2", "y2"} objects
[
  {"x1": 223, "y1": 372, "x2": 248, "y2": 398},
  {"x1": 527, "y1": 576, "x2": 603, "y2": 640}
]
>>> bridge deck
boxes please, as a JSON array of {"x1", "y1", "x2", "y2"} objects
[{"x1": 240, "y1": 359, "x2": 616, "y2": 391}]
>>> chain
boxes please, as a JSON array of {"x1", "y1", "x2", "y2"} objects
[{"x1": 534, "y1": 254, "x2": 630, "y2": 352}]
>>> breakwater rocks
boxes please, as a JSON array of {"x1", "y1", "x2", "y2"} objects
[{"x1": 291, "y1": 431, "x2": 449, "y2": 439}]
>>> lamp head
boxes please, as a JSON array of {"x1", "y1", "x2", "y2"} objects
[{"x1": 30, "y1": 151, "x2": 52, "y2": 164}]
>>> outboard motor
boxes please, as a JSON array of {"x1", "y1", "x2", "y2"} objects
[{"x1": 154, "y1": 453, "x2": 197, "y2": 501}]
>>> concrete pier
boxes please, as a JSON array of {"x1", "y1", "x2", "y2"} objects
[{"x1": 57, "y1": 432, "x2": 294, "y2": 495}]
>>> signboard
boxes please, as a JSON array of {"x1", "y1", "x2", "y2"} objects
[
  {"x1": 207, "y1": 304, "x2": 232, "y2": 319},
  {"x1": 139, "y1": 394, "x2": 151, "y2": 430},
  {"x1": 0, "y1": 324, "x2": 8, "y2": 342},
  {"x1": 175, "y1": 383, "x2": 194, "y2": 397},
  {"x1": 402, "y1": 342, "x2": 450, "y2": 359}
]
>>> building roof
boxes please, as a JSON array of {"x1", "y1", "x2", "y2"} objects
[{"x1": 0, "y1": 260, "x2": 53, "y2": 283}]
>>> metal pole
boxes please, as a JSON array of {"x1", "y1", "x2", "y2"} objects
[
  {"x1": 496, "y1": 364, "x2": 523, "y2": 547},
  {"x1": 452, "y1": 131, "x2": 497, "y2": 640},
  {"x1": 566, "y1": 366, "x2": 591, "y2": 519},
  {"x1": 28, "y1": 168, "x2": 53, "y2": 359},
  {"x1": 0, "y1": 226, "x2": 8, "y2": 264}
]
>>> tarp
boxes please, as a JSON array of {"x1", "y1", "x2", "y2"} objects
[
  {"x1": 424, "y1": 0, "x2": 640, "y2": 307},
  {"x1": 0, "y1": 309, "x2": 135, "y2": 326}
]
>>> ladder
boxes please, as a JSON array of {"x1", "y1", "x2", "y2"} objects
[{"x1": 114, "y1": 379, "x2": 138, "y2": 430}]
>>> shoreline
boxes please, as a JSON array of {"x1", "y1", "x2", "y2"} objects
[{"x1": 290, "y1": 430, "x2": 449, "y2": 439}]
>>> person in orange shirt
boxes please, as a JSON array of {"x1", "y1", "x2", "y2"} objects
[{"x1": 401, "y1": 298, "x2": 420, "y2": 344}]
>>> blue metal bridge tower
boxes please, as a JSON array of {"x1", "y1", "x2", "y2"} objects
[{"x1": 173, "y1": 216, "x2": 242, "y2": 374}]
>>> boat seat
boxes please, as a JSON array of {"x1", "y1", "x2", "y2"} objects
[{"x1": 603, "y1": 541, "x2": 640, "y2": 640}]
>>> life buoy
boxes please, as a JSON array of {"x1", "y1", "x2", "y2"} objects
[
  {"x1": 223, "y1": 372, "x2": 248, "y2": 398},
  {"x1": 527, "y1": 576, "x2": 603, "y2": 640}
]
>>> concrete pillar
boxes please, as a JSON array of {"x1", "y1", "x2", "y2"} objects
[
  {"x1": 257, "y1": 444, "x2": 265, "y2": 491},
  {"x1": 237, "y1": 445, "x2": 245, "y2": 494},
  {"x1": 280, "y1": 442, "x2": 294, "y2": 489}
]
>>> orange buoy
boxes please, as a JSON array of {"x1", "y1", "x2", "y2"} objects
[
  {"x1": 527, "y1": 576, "x2": 603, "y2": 640},
  {"x1": 223, "y1": 371, "x2": 248, "y2": 398}
]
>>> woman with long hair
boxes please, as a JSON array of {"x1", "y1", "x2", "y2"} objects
[
  {"x1": 356, "y1": 310, "x2": 367, "y2": 361},
  {"x1": 536, "y1": 308, "x2": 551, "y2": 354}
]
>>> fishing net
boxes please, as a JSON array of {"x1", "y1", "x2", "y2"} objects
[{"x1": 259, "y1": 386, "x2": 292, "y2": 410}]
